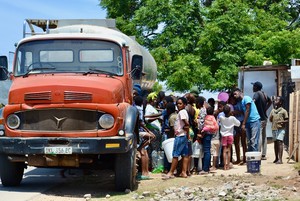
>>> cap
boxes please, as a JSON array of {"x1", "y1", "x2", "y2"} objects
[
  {"x1": 133, "y1": 83, "x2": 142, "y2": 96},
  {"x1": 251, "y1": 81, "x2": 263, "y2": 90}
]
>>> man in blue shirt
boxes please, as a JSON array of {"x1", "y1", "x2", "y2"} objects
[{"x1": 233, "y1": 88, "x2": 261, "y2": 152}]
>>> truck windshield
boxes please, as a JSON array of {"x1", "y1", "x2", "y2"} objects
[{"x1": 14, "y1": 39, "x2": 124, "y2": 76}]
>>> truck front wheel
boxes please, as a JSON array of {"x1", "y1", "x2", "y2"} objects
[
  {"x1": 0, "y1": 154, "x2": 25, "y2": 186},
  {"x1": 115, "y1": 147, "x2": 137, "y2": 191}
]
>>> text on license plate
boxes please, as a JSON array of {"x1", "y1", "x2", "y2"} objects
[{"x1": 44, "y1": 147, "x2": 72, "y2": 154}]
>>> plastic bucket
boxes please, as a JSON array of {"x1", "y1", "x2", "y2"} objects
[
  {"x1": 162, "y1": 138, "x2": 174, "y2": 163},
  {"x1": 246, "y1": 152, "x2": 262, "y2": 173}
]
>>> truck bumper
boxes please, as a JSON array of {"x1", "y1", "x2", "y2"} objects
[{"x1": 0, "y1": 135, "x2": 135, "y2": 155}]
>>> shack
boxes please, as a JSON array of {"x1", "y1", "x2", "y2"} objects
[
  {"x1": 238, "y1": 64, "x2": 295, "y2": 159},
  {"x1": 289, "y1": 59, "x2": 300, "y2": 162}
]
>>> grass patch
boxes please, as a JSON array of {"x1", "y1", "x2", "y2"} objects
[
  {"x1": 293, "y1": 162, "x2": 300, "y2": 171},
  {"x1": 270, "y1": 183, "x2": 283, "y2": 189}
]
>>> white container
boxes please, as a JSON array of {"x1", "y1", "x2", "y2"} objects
[
  {"x1": 245, "y1": 152, "x2": 262, "y2": 161},
  {"x1": 245, "y1": 151, "x2": 262, "y2": 173},
  {"x1": 162, "y1": 138, "x2": 174, "y2": 163}
]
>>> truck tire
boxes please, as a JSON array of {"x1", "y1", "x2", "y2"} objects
[
  {"x1": 115, "y1": 146, "x2": 137, "y2": 191},
  {"x1": 0, "y1": 154, "x2": 24, "y2": 187}
]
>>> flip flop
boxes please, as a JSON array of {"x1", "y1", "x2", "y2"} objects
[
  {"x1": 179, "y1": 174, "x2": 188, "y2": 178},
  {"x1": 137, "y1": 175, "x2": 150, "y2": 180},
  {"x1": 198, "y1": 171, "x2": 209, "y2": 175},
  {"x1": 238, "y1": 162, "x2": 246, "y2": 166},
  {"x1": 162, "y1": 175, "x2": 175, "y2": 180},
  {"x1": 209, "y1": 167, "x2": 217, "y2": 173},
  {"x1": 140, "y1": 175, "x2": 150, "y2": 180}
]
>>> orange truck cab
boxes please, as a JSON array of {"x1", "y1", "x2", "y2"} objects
[{"x1": 0, "y1": 19, "x2": 156, "y2": 191}]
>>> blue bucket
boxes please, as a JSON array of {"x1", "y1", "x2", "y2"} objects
[{"x1": 246, "y1": 160, "x2": 261, "y2": 173}]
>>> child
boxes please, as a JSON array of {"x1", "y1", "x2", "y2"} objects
[
  {"x1": 219, "y1": 105, "x2": 241, "y2": 170},
  {"x1": 211, "y1": 101, "x2": 226, "y2": 171},
  {"x1": 193, "y1": 96, "x2": 207, "y2": 173},
  {"x1": 198, "y1": 106, "x2": 219, "y2": 174},
  {"x1": 163, "y1": 97, "x2": 190, "y2": 179},
  {"x1": 269, "y1": 96, "x2": 288, "y2": 164}
]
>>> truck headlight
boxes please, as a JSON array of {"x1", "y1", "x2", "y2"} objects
[
  {"x1": 7, "y1": 114, "x2": 20, "y2": 129},
  {"x1": 98, "y1": 114, "x2": 114, "y2": 129}
]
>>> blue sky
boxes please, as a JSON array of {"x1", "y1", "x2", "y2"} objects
[
  {"x1": 0, "y1": 0, "x2": 106, "y2": 63},
  {"x1": 0, "y1": 1, "x2": 221, "y2": 99}
]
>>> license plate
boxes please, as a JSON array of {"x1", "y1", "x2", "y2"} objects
[{"x1": 44, "y1": 147, "x2": 72, "y2": 155}]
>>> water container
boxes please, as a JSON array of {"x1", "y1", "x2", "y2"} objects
[
  {"x1": 246, "y1": 152, "x2": 262, "y2": 173},
  {"x1": 151, "y1": 150, "x2": 158, "y2": 168},
  {"x1": 162, "y1": 138, "x2": 182, "y2": 163},
  {"x1": 157, "y1": 151, "x2": 164, "y2": 167},
  {"x1": 162, "y1": 138, "x2": 174, "y2": 163}
]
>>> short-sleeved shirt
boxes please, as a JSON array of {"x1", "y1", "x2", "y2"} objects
[
  {"x1": 169, "y1": 112, "x2": 177, "y2": 128},
  {"x1": 174, "y1": 109, "x2": 189, "y2": 136},
  {"x1": 269, "y1": 107, "x2": 288, "y2": 130},
  {"x1": 241, "y1": 95, "x2": 260, "y2": 123},
  {"x1": 145, "y1": 103, "x2": 161, "y2": 131},
  {"x1": 219, "y1": 116, "x2": 241, "y2": 137},
  {"x1": 203, "y1": 115, "x2": 219, "y2": 134},
  {"x1": 197, "y1": 107, "x2": 206, "y2": 131},
  {"x1": 233, "y1": 100, "x2": 244, "y2": 122},
  {"x1": 253, "y1": 91, "x2": 271, "y2": 121}
]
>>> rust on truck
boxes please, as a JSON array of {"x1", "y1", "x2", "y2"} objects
[{"x1": 0, "y1": 19, "x2": 157, "y2": 191}]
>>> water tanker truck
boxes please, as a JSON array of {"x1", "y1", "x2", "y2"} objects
[{"x1": 0, "y1": 19, "x2": 157, "y2": 191}]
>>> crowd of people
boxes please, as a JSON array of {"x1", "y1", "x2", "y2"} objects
[{"x1": 131, "y1": 81, "x2": 289, "y2": 180}]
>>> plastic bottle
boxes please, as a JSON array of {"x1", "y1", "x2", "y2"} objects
[{"x1": 151, "y1": 150, "x2": 158, "y2": 169}]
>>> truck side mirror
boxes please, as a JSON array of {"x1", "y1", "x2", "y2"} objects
[
  {"x1": 131, "y1": 55, "x2": 143, "y2": 80},
  {"x1": 0, "y1": 56, "x2": 8, "y2": 81}
]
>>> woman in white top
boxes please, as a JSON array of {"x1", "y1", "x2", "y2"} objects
[
  {"x1": 145, "y1": 92, "x2": 162, "y2": 132},
  {"x1": 219, "y1": 105, "x2": 240, "y2": 170}
]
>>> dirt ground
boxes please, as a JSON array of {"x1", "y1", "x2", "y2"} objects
[{"x1": 30, "y1": 142, "x2": 300, "y2": 201}]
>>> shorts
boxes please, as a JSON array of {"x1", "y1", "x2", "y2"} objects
[
  {"x1": 211, "y1": 139, "x2": 220, "y2": 157},
  {"x1": 272, "y1": 129, "x2": 285, "y2": 141},
  {"x1": 221, "y1": 135, "x2": 234, "y2": 146},
  {"x1": 172, "y1": 135, "x2": 189, "y2": 157}
]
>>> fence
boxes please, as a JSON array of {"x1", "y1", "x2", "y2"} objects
[{"x1": 288, "y1": 91, "x2": 300, "y2": 162}]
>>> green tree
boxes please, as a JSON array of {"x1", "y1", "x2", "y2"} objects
[
  {"x1": 100, "y1": 0, "x2": 300, "y2": 92},
  {"x1": 152, "y1": 82, "x2": 163, "y2": 94}
]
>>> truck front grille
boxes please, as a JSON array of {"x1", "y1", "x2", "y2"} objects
[
  {"x1": 17, "y1": 109, "x2": 99, "y2": 131},
  {"x1": 64, "y1": 91, "x2": 92, "y2": 101},
  {"x1": 24, "y1": 91, "x2": 52, "y2": 100},
  {"x1": 24, "y1": 91, "x2": 92, "y2": 101}
]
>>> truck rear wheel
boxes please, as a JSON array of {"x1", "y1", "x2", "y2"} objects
[
  {"x1": 0, "y1": 154, "x2": 25, "y2": 186},
  {"x1": 115, "y1": 147, "x2": 137, "y2": 191}
]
